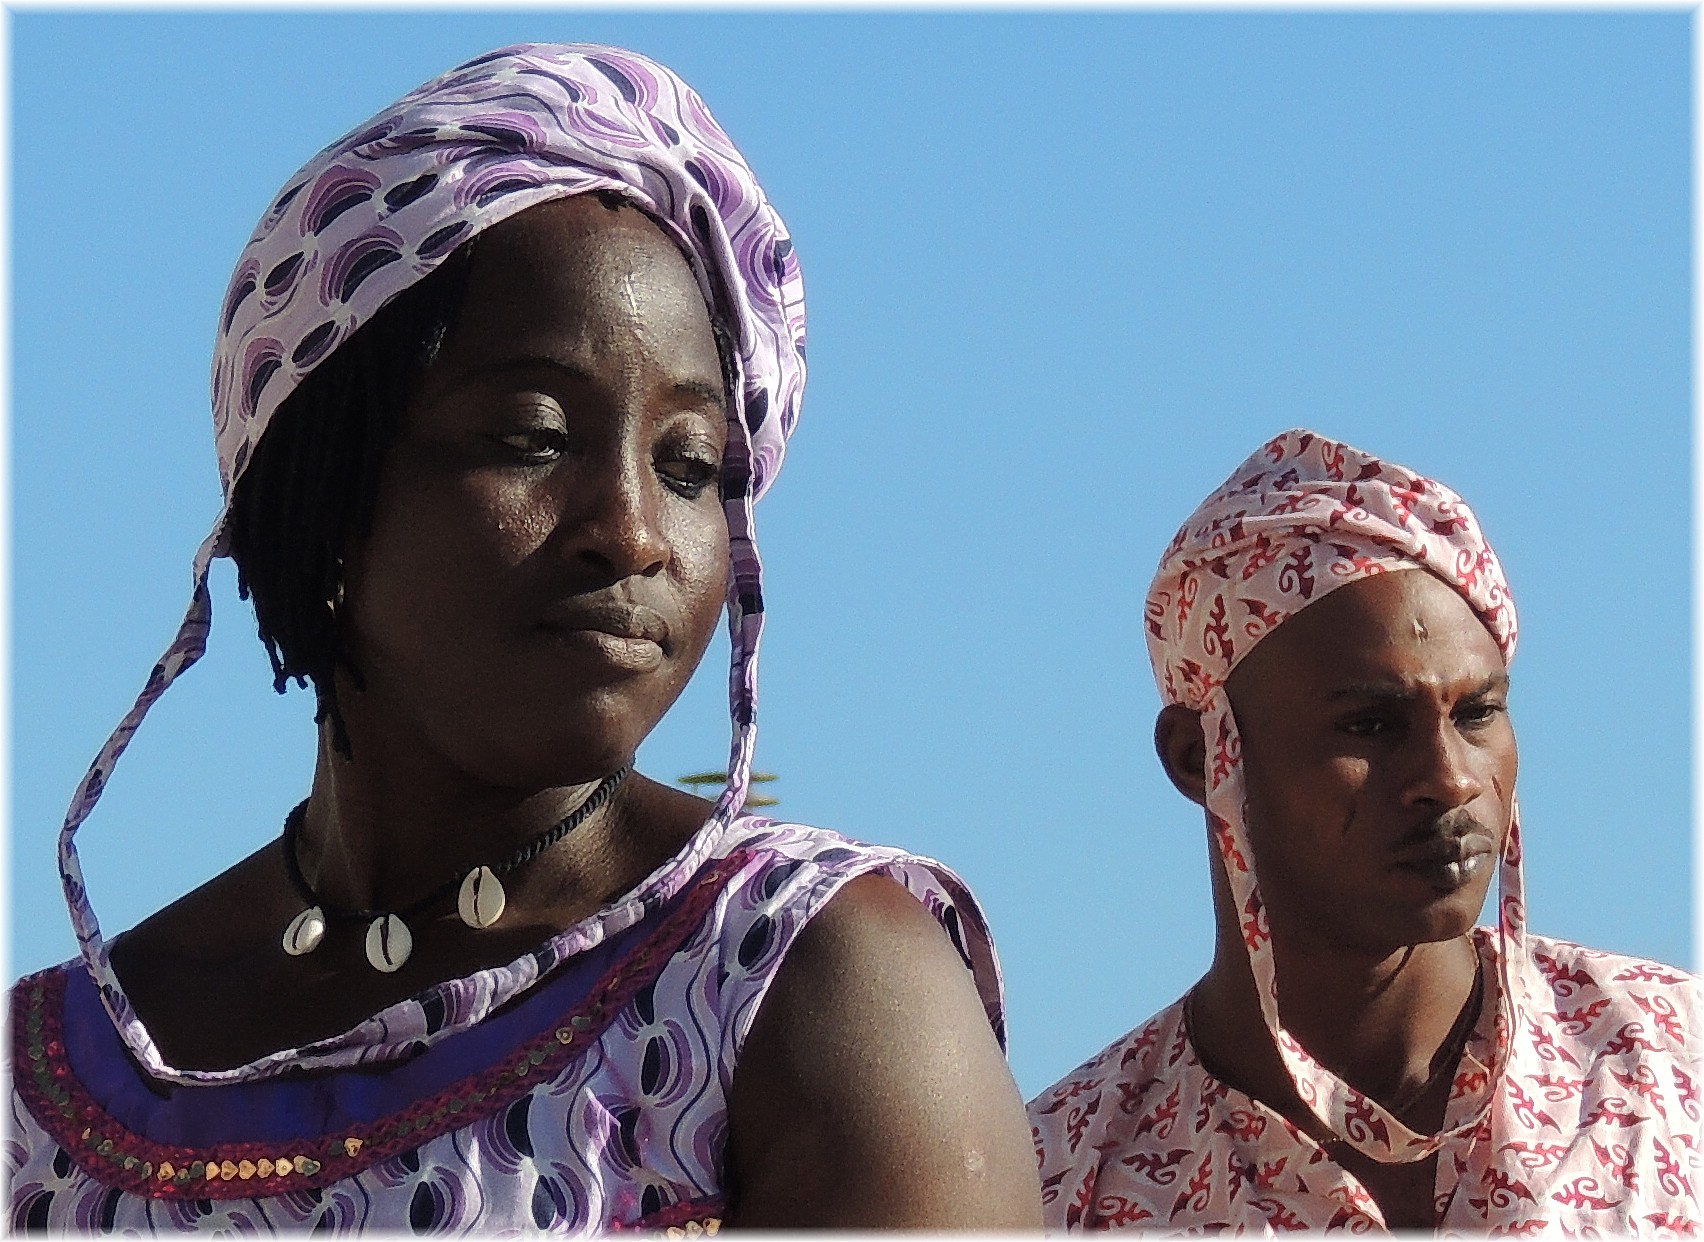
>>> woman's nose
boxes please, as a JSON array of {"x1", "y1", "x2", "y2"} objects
[{"x1": 561, "y1": 453, "x2": 669, "y2": 579}]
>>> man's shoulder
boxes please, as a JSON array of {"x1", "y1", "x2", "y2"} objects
[
  {"x1": 1522, "y1": 932, "x2": 1694, "y2": 979},
  {"x1": 1521, "y1": 933, "x2": 1697, "y2": 1000},
  {"x1": 1026, "y1": 998, "x2": 1192, "y2": 1140},
  {"x1": 1516, "y1": 932, "x2": 1699, "y2": 1058},
  {"x1": 1027, "y1": 999, "x2": 1288, "y2": 1231}
]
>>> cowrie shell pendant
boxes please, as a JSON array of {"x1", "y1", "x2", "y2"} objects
[
  {"x1": 457, "y1": 866, "x2": 506, "y2": 930},
  {"x1": 365, "y1": 914, "x2": 412, "y2": 973},
  {"x1": 282, "y1": 907, "x2": 326, "y2": 956}
]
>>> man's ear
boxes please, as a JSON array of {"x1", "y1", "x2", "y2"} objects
[{"x1": 1154, "y1": 704, "x2": 1207, "y2": 807}]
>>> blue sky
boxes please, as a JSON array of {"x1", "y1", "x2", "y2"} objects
[{"x1": 9, "y1": 11, "x2": 1691, "y2": 1097}]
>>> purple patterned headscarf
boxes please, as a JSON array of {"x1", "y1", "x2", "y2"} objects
[{"x1": 58, "y1": 43, "x2": 807, "y2": 1050}]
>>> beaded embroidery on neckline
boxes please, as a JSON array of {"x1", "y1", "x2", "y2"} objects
[{"x1": 15, "y1": 850, "x2": 752, "y2": 1200}]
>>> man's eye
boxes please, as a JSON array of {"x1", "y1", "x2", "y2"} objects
[
  {"x1": 1457, "y1": 701, "x2": 1507, "y2": 729},
  {"x1": 659, "y1": 455, "x2": 720, "y2": 498},
  {"x1": 1339, "y1": 716, "x2": 1390, "y2": 739}
]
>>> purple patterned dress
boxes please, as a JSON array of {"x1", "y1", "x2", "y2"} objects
[{"x1": 8, "y1": 815, "x2": 1004, "y2": 1231}]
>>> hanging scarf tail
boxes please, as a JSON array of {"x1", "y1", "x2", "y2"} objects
[{"x1": 58, "y1": 528, "x2": 220, "y2": 1028}]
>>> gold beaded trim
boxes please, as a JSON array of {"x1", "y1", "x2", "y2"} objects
[
  {"x1": 130, "y1": 1143, "x2": 326, "y2": 1186},
  {"x1": 665, "y1": 1218, "x2": 723, "y2": 1237}
]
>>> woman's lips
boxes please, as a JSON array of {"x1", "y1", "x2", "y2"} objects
[{"x1": 535, "y1": 601, "x2": 670, "y2": 672}]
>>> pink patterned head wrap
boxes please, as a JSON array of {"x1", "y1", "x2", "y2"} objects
[
  {"x1": 59, "y1": 44, "x2": 806, "y2": 1051},
  {"x1": 1145, "y1": 427, "x2": 1526, "y2": 1164}
]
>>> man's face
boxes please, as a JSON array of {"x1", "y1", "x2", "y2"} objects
[{"x1": 1225, "y1": 568, "x2": 1516, "y2": 957}]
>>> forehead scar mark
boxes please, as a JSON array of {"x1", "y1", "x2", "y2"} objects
[{"x1": 1413, "y1": 616, "x2": 1429, "y2": 641}]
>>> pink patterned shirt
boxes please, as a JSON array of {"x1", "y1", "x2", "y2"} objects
[{"x1": 1031, "y1": 930, "x2": 1701, "y2": 1233}]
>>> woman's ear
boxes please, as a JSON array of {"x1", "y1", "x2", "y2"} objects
[{"x1": 1154, "y1": 704, "x2": 1207, "y2": 807}]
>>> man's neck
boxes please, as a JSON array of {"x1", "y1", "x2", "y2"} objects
[{"x1": 1189, "y1": 931, "x2": 1481, "y2": 1137}]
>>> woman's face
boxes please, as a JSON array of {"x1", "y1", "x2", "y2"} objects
[{"x1": 339, "y1": 195, "x2": 730, "y2": 791}]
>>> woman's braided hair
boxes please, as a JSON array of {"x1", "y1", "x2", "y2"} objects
[{"x1": 225, "y1": 239, "x2": 479, "y2": 758}]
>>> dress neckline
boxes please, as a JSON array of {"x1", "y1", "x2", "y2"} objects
[{"x1": 91, "y1": 806, "x2": 741, "y2": 1088}]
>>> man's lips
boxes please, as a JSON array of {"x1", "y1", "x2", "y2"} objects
[
  {"x1": 1393, "y1": 833, "x2": 1497, "y2": 867},
  {"x1": 1391, "y1": 823, "x2": 1498, "y2": 892}
]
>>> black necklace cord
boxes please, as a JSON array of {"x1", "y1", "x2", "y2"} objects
[{"x1": 281, "y1": 765, "x2": 632, "y2": 925}]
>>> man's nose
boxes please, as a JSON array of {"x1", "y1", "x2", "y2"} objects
[{"x1": 1402, "y1": 720, "x2": 1486, "y2": 811}]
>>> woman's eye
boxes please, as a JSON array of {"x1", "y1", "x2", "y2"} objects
[
  {"x1": 494, "y1": 426, "x2": 568, "y2": 462},
  {"x1": 658, "y1": 454, "x2": 720, "y2": 499}
]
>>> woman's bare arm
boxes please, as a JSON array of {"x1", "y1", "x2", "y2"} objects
[{"x1": 726, "y1": 873, "x2": 1041, "y2": 1228}]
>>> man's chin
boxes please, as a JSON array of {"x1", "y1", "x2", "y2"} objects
[{"x1": 1381, "y1": 889, "x2": 1492, "y2": 954}]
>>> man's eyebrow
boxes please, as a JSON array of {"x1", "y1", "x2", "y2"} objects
[
  {"x1": 1473, "y1": 673, "x2": 1513, "y2": 697},
  {"x1": 1325, "y1": 682, "x2": 1416, "y2": 704},
  {"x1": 1324, "y1": 672, "x2": 1510, "y2": 703}
]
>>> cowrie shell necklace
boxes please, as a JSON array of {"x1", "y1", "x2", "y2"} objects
[{"x1": 279, "y1": 767, "x2": 630, "y2": 973}]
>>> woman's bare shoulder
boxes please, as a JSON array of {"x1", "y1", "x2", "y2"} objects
[
  {"x1": 111, "y1": 843, "x2": 289, "y2": 973},
  {"x1": 725, "y1": 871, "x2": 1042, "y2": 1228}
]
